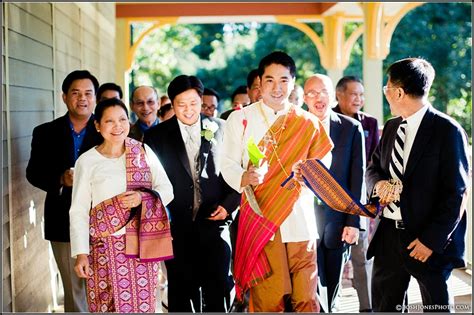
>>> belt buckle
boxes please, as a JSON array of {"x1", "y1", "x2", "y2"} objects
[{"x1": 395, "y1": 220, "x2": 405, "y2": 230}]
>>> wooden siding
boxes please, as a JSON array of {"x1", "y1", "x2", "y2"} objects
[{"x1": 3, "y1": 2, "x2": 116, "y2": 312}]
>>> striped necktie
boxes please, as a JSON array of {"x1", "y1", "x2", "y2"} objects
[{"x1": 386, "y1": 120, "x2": 407, "y2": 213}]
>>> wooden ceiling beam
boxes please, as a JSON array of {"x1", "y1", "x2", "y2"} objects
[{"x1": 116, "y1": 2, "x2": 336, "y2": 18}]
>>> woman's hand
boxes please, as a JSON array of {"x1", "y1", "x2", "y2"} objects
[
  {"x1": 74, "y1": 254, "x2": 90, "y2": 278},
  {"x1": 118, "y1": 191, "x2": 143, "y2": 208}
]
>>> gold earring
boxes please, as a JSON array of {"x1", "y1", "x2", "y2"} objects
[{"x1": 97, "y1": 129, "x2": 100, "y2": 132}]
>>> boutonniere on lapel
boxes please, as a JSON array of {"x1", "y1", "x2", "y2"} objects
[{"x1": 201, "y1": 118, "x2": 219, "y2": 145}]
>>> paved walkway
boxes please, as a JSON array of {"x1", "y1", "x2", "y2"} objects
[
  {"x1": 53, "y1": 268, "x2": 471, "y2": 313},
  {"x1": 337, "y1": 268, "x2": 472, "y2": 313}
]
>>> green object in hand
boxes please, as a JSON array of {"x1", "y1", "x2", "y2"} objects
[{"x1": 247, "y1": 136, "x2": 265, "y2": 167}]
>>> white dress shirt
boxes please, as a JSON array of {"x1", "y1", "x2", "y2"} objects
[
  {"x1": 221, "y1": 100, "x2": 329, "y2": 242},
  {"x1": 69, "y1": 144, "x2": 174, "y2": 258},
  {"x1": 319, "y1": 113, "x2": 333, "y2": 169},
  {"x1": 383, "y1": 105, "x2": 429, "y2": 220}
]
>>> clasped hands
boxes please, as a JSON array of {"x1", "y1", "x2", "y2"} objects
[
  {"x1": 118, "y1": 191, "x2": 143, "y2": 209},
  {"x1": 373, "y1": 179, "x2": 403, "y2": 206}
]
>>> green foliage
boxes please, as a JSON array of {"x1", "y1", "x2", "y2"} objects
[
  {"x1": 383, "y1": 2, "x2": 472, "y2": 134},
  {"x1": 131, "y1": 3, "x2": 471, "y2": 136},
  {"x1": 447, "y1": 89, "x2": 472, "y2": 143},
  {"x1": 133, "y1": 22, "x2": 324, "y2": 112}
]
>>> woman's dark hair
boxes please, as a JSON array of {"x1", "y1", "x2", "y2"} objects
[
  {"x1": 167, "y1": 75, "x2": 204, "y2": 103},
  {"x1": 94, "y1": 98, "x2": 128, "y2": 122}
]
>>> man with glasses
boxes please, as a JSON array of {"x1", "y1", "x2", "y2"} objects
[
  {"x1": 202, "y1": 87, "x2": 220, "y2": 118},
  {"x1": 303, "y1": 74, "x2": 365, "y2": 312},
  {"x1": 367, "y1": 58, "x2": 469, "y2": 311},
  {"x1": 129, "y1": 86, "x2": 160, "y2": 141},
  {"x1": 334, "y1": 76, "x2": 379, "y2": 312}
]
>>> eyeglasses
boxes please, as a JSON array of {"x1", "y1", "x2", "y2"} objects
[
  {"x1": 202, "y1": 104, "x2": 216, "y2": 110},
  {"x1": 304, "y1": 90, "x2": 328, "y2": 98},
  {"x1": 382, "y1": 85, "x2": 398, "y2": 94}
]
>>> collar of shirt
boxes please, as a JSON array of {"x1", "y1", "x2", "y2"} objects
[
  {"x1": 404, "y1": 104, "x2": 429, "y2": 133},
  {"x1": 138, "y1": 119, "x2": 159, "y2": 132},
  {"x1": 177, "y1": 117, "x2": 202, "y2": 144},
  {"x1": 259, "y1": 99, "x2": 292, "y2": 124},
  {"x1": 401, "y1": 104, "x2": 430, "y2": 170},
  {"x1": 67, "y1": 117, "x2": 87, "y2": 162},
  {"x1": 320, "y1": 111, "x2": 331, "y2": 136}
]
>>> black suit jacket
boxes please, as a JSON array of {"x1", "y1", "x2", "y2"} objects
[
  {"x1": 366, "y1": 106, "x2": 469, "y2": 269},
  {"x1": 144, "y1": 115, "x2": 241, "y2": 241},
  {"x1": 316, "y1": 112, "x2": 365, "y2": 249},
  {"x1": 26, "y1": 114, "x2": 102, "y2": 242},
  {"x1": 128, "y1": 122, "x2": 144, "y2": 142}
]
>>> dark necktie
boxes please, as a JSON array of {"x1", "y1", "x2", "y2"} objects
[{"x1": 386, "y1": 120, "x2": 407, "y2": 213}]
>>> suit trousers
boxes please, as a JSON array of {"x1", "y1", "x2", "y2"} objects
[
  {"x1": 351, "y1": 228, "x2": 373, "y2": 311},
  {"x1": 372, "y1": 218, "x2": 453, "y2": 312},
  {"x1": 317, "y1": 241, "x2": 350, "y2": 312},
  {"x1": 250, "y1": 229, "x2": 319, "y2": 312},
  {"x1": 51, "y1": 241, "x2": 88, "y2": 312},
  {"x1": 166, "y1": 223, "x2": 231, "y2": 312}
]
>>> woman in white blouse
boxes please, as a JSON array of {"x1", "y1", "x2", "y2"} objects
[{"x1": 69, "y1": 98, "x2": 174, "y2": 313}]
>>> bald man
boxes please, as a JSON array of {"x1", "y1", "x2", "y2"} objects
[
  {"x1": 304, "y1": 74, "x2": 365, "y2": 312},
  {"x1": 129, "y1": 86, "x2": 160, "y2": 141}
]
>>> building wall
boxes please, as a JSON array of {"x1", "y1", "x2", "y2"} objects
[{"x1": 2, "y1": 3, "x2": 115, "y2": 312}]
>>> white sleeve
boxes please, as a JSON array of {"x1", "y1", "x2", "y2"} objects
[
  {"x1": 220, "y1": 110, "x2": 246, "y2": 193},
  {"x1": 69, "y1": 154, "x2": 92, "y2": 258},
  {"x1": 144, "y1": 144, "x2": 174, "y2": 206}
]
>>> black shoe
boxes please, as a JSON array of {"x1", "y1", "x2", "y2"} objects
[{"x1": 359, "y1": 309, "x2": 373, "y2": 312}]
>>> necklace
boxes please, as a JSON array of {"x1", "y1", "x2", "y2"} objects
[{"x1": 257, "y1": 103, "x2": 292, "y2": 180}]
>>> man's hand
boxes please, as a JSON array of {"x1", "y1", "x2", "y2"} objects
[
  {"x1": 291, "y1": 160, "x2": 306, "y2": 186},
  {"x1": 341, "y1": 226, "x2": 359, "y2": 245},
  {"x1": 374, "y1": 180, "x2": 397, "y2": 205},
  {"x1": 61, "y1": 168, "x2": 74, "y2": 187},
  {"x1": 207, "y1": 205, "x2": 228, "y2": 221},
  {"x1": 407, "y1": 238, "x2": 433, "y2": 263},
  {"x1": 74, "y1": 254, "x2": 89, "y2": 278},
  {"x1": 241, "y1": 165, "x2": 265, "y2": 187}
]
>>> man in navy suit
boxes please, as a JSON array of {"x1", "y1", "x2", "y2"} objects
[
  {"x1": 366, "y1": 58, "x2": 469, "y2": 312},
  {"x1": 144, "y1": 75, "x2": 240, "y2": 312},
  {"x1": 304, "y1": 74, "x2": 365, "y2": 312},
  {"x1": 334, "y1": 76, "x2": 379, "y2": 312}
]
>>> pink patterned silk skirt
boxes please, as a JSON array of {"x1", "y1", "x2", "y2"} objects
[{"x1": 87, "y1": 234, "x2": 159, "y2": 313}]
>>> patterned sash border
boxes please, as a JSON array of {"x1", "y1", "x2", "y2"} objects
[{"x1": 281, "y1": 158, "x2": 381, "y2": 218}]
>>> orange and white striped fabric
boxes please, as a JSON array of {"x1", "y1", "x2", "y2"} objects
[{"x1": 233, "y1": 107, "x2": 332, "y2": 301}]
